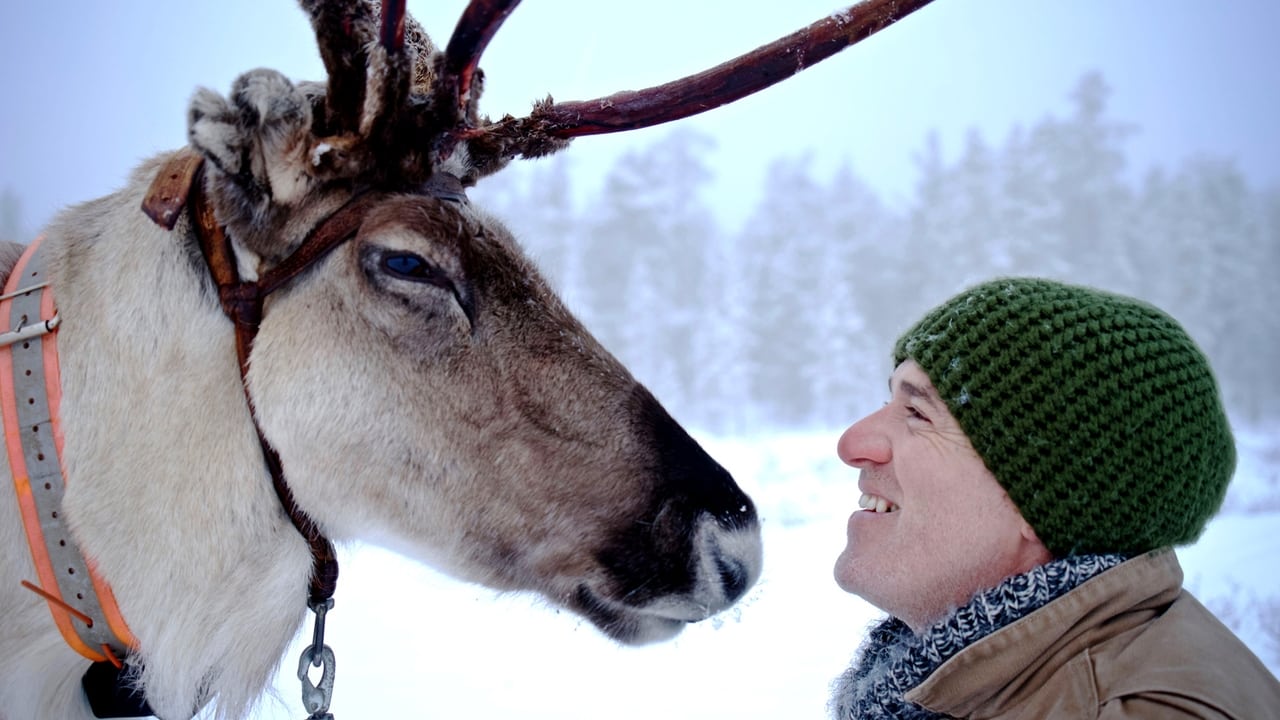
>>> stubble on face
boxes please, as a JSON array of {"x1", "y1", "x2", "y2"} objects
[{"x1": 833, "y1": 361, "x2": 1052, "y2": 632}]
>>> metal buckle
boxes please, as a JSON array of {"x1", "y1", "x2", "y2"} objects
[{"x1": 0, "y1": 281, "x2": 60, "y2": 350}]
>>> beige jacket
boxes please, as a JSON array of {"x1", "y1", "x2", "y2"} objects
[{"x1": 905, "y1": 548, "x2": 1280, "y2": 719}]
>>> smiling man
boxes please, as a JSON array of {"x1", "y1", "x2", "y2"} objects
[{"x1": 829, "y1": 278, "x2": 1280, "y2": 719}]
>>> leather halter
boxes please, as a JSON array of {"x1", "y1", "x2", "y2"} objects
[
  {"x1": 139, "y1": 150, "x2": 465, "y2": 718},
  {"x1": 141, "y1": 149, "x2": 387, "y2": 606}
]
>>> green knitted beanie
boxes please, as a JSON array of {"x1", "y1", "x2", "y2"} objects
[{"x1": 893, "y1": 277, "x2": 1235, "y2": 557}]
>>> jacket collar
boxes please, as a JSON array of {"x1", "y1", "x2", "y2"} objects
[
  {"x1": 905, "y1": 548, "x2": 1183, "y2": 717},
  {"x1": 832, "y1": 553, "x2": 1127, "y2": 720}
]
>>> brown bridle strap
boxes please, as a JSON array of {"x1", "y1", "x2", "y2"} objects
[
  {"x1": 192, "y1": 178, "x2": 383, "y2": 606},
  {"x1": 143, "y1": 150, "x2": 383, "y2": 605}
]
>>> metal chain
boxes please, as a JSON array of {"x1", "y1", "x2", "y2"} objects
[{"x1": 297, "y1": 598, "x2": 336, "y2": 720}]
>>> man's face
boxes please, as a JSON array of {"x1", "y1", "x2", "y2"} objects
[{"x1": 832, "y1": 360, "x2": 1051, "y2": 631}]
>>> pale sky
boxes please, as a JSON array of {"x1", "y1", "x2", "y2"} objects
[{"x1": 3, "y1": 0, "x2": 1279, "y2": 235}]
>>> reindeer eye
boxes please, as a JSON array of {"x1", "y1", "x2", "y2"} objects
[
  {"x1": 382, "y1": 253, "x2": 436, "y2": 281},
  {"x1": 372, "y1": 248, "x2": 474, "y2": 324}
]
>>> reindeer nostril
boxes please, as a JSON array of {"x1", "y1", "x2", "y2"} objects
[{"x1": 716, "y1": 556, "x2": 750, "y2": 603}]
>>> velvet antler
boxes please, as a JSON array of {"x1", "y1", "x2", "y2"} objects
[
  {"x1": 295, "y1": 0, "x2": 935, "y2": 188},
  {"x1": 296, "y1": 0, "x2": 439, "y2": 184}
]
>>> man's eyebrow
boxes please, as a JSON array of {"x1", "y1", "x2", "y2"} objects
[{"x1": 892, "y1": 378, "x2": 944, "y2": 410}]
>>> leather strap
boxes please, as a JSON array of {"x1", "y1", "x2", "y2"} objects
[
  {"x1": 141, "y1": 151, "x2": 204, "y2": 231},
  {"x1": 141, "y1": 150, "x2": 465, "y2": 606},
  {"x1": 144, "y1": 150, "x2": 357, "y2": 604}
]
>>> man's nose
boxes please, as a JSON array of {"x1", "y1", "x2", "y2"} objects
[{"x1": 836, "y1": 409, "x2": 891, "y2": 468}]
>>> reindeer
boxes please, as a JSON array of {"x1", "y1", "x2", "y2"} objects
[{"x1": 0, "y1": 0, "x2": 934, "y2": 717}]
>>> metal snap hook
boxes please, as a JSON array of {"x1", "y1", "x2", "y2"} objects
[
  {"x1": 297, "y1": 597, "x2": 336, "y2": 719},
  {"x1": 297, "y1": 643, "x2": 335, "y2": 718}
]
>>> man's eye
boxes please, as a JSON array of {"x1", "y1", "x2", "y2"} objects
[{"x1": 906, "y1": 404, "x2": 928, "y2": 421}]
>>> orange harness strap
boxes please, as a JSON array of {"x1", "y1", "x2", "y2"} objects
[{"x1": 1, "y1": 236, "x2": 137, "y2": 665}]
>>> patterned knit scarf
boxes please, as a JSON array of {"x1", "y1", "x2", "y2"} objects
[{"x1": 829, "y1": 554, "x2": 1127, "y2": 720}]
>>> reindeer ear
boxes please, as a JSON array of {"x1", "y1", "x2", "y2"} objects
[
  {"x1": 188, "y1": 88, "x2": 247, "y2": 178},
  {"x1": 188, "y1": 69, "x2": 317, "y2": 210}
]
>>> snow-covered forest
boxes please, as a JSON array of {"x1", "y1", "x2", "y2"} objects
[{"x1": 470, "y1": 73, "x2": 1279, "y2": 438}]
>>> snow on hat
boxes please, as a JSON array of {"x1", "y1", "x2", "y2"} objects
[{"x1": 893, "y1": 277, "x2": 1235, "y2": 557}]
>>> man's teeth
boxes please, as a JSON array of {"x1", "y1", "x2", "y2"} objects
[{"x1": 858, "y1": 493, "x2": 898, "y2": 513}]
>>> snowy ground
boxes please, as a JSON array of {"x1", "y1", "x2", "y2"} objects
[{"x1": 237, "y1": 425, "x2": 1280, "y2": 719}]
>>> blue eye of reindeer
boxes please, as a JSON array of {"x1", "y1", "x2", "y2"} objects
[
  {"x1": 383, "y1": 253, "x2": 430, "y2": 279},
  {"x1": 378, "y1": 251, "x2": 471, "y2": 321}
]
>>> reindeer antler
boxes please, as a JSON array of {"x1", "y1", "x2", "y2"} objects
[
  {"x1": 438, "y1": 0, "x2": 520, "y2": 120},
  {"x1": 441, "y1": 0, "x2": 937, "y2": 175},
  {"x1": 301, "y1": 0, "x2": 377, "y2": 135},
  {"x1": 380, "y1": 0, "x2": 407, "y2": 51},
  {"x1": 296, "y1": 0, "x2": 935, "y2": 188},
  {"x1": 522, "y1": 0, "x2": 934, "y2": 138}
]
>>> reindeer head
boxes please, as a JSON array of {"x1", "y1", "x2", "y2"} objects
[{"x1": 149, "y1": 0, "x2": 933, "y2": 644}]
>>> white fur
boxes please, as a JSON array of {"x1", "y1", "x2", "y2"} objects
[{"x1": 0, "y1": 161, "x2": 312, "y2": 719}]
